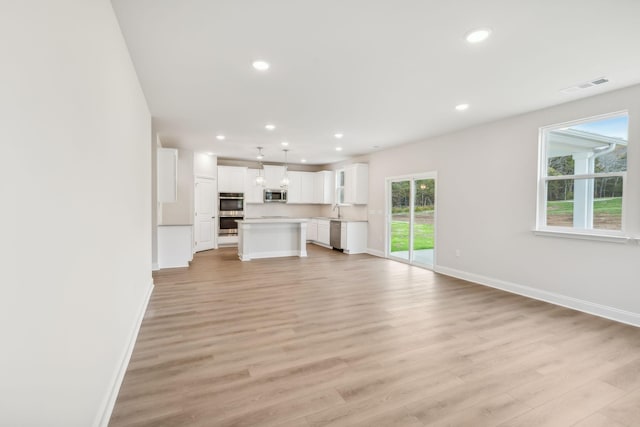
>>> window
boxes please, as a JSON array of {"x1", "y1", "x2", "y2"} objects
[
  {"x1": 538, "y1": 112, "x2": 628, "y2": 235},
  {"x1": 336, "y1": 169, "x2": 345, "y2": 204}
]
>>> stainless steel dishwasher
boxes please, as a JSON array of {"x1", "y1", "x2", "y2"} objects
[{"x1": 330, "y1": 220, "x2": 342, "y2": 250}]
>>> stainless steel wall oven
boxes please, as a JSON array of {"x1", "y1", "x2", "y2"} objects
[{"x1": 218, "y1": 192, "x2": 244, "y2": 236}]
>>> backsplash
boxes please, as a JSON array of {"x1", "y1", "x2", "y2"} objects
[{"x1": 244, "y1": 203, "x2": 368, "y2": 220}]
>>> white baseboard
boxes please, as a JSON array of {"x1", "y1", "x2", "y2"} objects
[
  {"x1": 158, "y1": 261, "x2": 190, "y2": 269},
  {"x1": 435, "y1": 265, "x2": 640, "y2": 328},
  {"x1": 151, "y1": 262, "x2": 159, "y2": 271},
  {"x1": 239, "y1": 250, "x2": 303, "y2": 261},
  {"x1": 94, "y1": 280, "x2": 154, "y2": 427},
  {"x1": 366, "y1": 248, "x2": 385, "y2": 258}
]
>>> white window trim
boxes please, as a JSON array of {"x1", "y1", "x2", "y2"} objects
[
  {"x1": 533, "y1": 228, "x2": 630, "y2": 244},
  {"x1": 536, "y1": 110, "x2": 629, "y2": 240},
  {"x1": 335, "y1": 169, "x2": 348, "y2": 206}
]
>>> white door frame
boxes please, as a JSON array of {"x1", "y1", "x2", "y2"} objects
[
  {"x1": 385, "y1": 172, "x2": 437, "y2": 269},
  {"x1": 194, "y1": 176, "x2": 218, "y2": 252}
]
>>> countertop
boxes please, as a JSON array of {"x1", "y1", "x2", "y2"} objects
[
  {"x1": 237, "y1": 216, "x2": 368, "y2": 223},
  {"x1": 237, "y1": 217, "x2": 309, "y2": 224},
  {"x1": 312, "y1": 217, "x2": 368, "y2": 223}
]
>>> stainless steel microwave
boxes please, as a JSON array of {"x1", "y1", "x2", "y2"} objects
[{"x1": 264, "y1": 189, "x2": 287, "y2": 203}]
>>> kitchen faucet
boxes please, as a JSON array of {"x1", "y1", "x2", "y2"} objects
[{"x1": 333, "y1": 204, "x2": 341, "y2": 219}]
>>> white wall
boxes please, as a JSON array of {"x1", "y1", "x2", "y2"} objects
[
  {"x1": 159, "y1": 148, "x2": 194, "y2": 225},
  {"x1": 368, "y1": 84, "x2": 640, "y2": 322},
  {"x1": 151, "y1": 129, "x2": 160, "y2": 268},
  {"x1": 0, "y1": 1, "x2": 152, "y2": 426},
  {"x1": 194, "y1": 152, "x2": 217, "y2": 179}
]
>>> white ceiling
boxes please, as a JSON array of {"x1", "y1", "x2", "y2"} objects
[{"x1": 111, "y1": 0, "x2": 640, "y2": 165}]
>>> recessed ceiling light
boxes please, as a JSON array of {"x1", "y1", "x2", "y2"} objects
[
  {"x1": 265, "y1": 124, "x2": 275, "y2": 131},
  {"x1": 336, "y1": 147, "x2": 343, "y2": 151},
  {"x1": 465, "y1": 28, "x2": 491, "y2": 43},
  {"x1": 334, "y1": 133, "x2": 344, "y2": 139},
  {"x1": 216, "y1": 134, "x2": 225, "y2": 140},
  {"x1": 252, "y1": 60, "x2": 270, "y2": 71},
  {"x1": 281, "y1": 141, "x2": 289, "y2": 146},
  {"x1": 301, "y1": 159, "x2": 307, "y2": 163},
  {"x1": 455, "y1": 103, "x2": 470, "y2": 111}
]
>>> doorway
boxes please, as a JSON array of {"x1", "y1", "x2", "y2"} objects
[{"x1": 387, "y1": 173, "x2": 436, "y2": 269}]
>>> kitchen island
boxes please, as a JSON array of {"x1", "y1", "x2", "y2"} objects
[{"x1": 236, "y1": 218, "x2": 308, "y2": 261}]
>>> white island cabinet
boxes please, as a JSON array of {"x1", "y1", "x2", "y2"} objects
[{"x1": 236, "y1": 218, "x2": 308, "y2": 261}]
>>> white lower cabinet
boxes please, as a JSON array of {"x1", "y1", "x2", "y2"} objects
[
  {"x1": 307, "y1": 219, "x2": 318, "y2": 241},
  {"x1": 340, "y1": 221, "x2": 367, "y2": 254},
  {"x1": 158, "y1": 225, "x2": 193, "y2": 268},
  {"x1": 308, "y1": 218, "x2": 366, "y2": 253},
  {"x1": 316, "y1": 219, "x2": 330, "y2": 246}
]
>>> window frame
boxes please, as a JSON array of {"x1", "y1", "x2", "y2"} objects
[
  {"x1": 536, "y1": 110, "x2": 628, "y2": 238},
  {"x1": 335, "y1": 168, "x2": 346, "y2": 205}
]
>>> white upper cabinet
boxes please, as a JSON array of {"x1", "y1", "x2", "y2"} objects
[
  {"x1": 314, "y1": 171, "x2": 334, "y2": 204},
  {"x1": 263, "y1": 165, "x2": 286, "y2": 189},
  {"x1": 287, "y1": 171, "x2": 302, "y2": 203},
  {"x1": 157, "y1": 148, "x2": 178, "y2": 203},
  {"x1": 343, "y1": 163, "x2": 368, "y2": 205},
  {"x1": 287, "y1": 171, "x2": 316, "y2": 204},
  {"x1": 299, "y1": 172, "x2": 315, "y2": 204},
  {"x1": 217, "y1": 165, "x2": 247, "y2": 193},
  {"x1": 245, "y1": 169, "x2": 264, "y2": 204}
]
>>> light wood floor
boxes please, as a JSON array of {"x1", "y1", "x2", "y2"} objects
[{"x1": 110, "y1": 245, "x2": 640, "y2": 427}]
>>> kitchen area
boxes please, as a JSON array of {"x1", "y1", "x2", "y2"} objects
[{"x1": 155, "y1": 148, "x2": 369, "y2": 268}]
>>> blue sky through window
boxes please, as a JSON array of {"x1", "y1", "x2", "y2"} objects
[{"x1": 570, "y1": 115, "x2": 628, "y2": 140}]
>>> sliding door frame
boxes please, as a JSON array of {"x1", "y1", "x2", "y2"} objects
[{"x1": 385, "y1": 172, "x2": 438, "y2": 269}]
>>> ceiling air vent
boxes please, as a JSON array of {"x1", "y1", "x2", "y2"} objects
[{"x1": 561, "y1": 77, "x2": 609, "y2": 94}]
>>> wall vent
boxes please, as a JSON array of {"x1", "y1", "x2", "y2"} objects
[{"x1": 561, "y1": 77, "x2": 609, "y2": 94}]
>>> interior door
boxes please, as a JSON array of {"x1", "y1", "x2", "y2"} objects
[{"x1": 194, "y1": 177, "x2": 217, "y2": 251}]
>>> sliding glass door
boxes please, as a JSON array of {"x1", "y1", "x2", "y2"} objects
[
  {"x1": 390, "y1": 180, "x2": 411, "y2": 262},
  {"x1": 388, "y1": 174, "x2": 436, "y2": 268}
]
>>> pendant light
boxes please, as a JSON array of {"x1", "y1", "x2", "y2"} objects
[
  {"x1": 255, "y1": 147, "x2": 265, "y2": 186},
  {"x1": 280, "y1": 149, "x2": 290, "y2": 188}
]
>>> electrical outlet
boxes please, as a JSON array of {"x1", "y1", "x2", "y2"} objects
[{"x1": 455, "y1": 249, "x2": 461, "y2": 257}]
